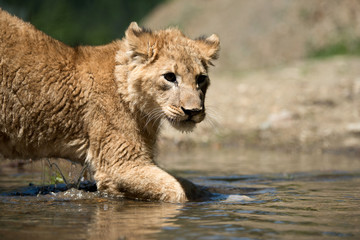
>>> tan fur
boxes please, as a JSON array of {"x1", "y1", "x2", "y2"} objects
[{"x1": 0, "y1": 9, "x2": 219, "y2": 202}]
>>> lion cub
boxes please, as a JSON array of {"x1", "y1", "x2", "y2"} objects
[{"x1": 0, "y1": 9, "x2": 219, "y2": 202}]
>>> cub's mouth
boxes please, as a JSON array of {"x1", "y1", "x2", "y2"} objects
[
  {"x1": 163, "y1": 106, "x2": 206, "y2": 132},
  {"x1": 165, "y1": 112, "x2": 206, "y2": 132},
  {"x1": 167, "y1": 118, "x2": 197, "y2": 132}
]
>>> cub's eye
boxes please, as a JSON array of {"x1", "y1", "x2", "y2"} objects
[
  {"x1": 163, "y1": 72, "x2": 177, "y2": 83},
  {"x1": 196, "y1": 74, "x2": 208, "y2": 85}
]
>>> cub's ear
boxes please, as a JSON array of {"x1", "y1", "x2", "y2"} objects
[
  {"x1": 196, "y1": 34, "x2": 220, "y2": 64},
  {"x1": 125, "y1": 22, "x2": 158, "y2": 63}
]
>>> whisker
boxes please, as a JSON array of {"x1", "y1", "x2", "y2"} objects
[
  {"x1": 151, "y1": 111, "x2": 165, "y2": 128},
  {"x1": 156, "y1": 119, "x2": 166, "y2": 134},
  {"x1": 206, "y1": 105, "x2": 222, "y2": 123},
  {"x1": 203, "y1": 106, "x2": 222, "y2": 132},
  {"x1": 142, "y1": 108, "x2": 159, "y2": 121},
  {"x1": 144, "y1": 107, "x2": 164, "y2": 130}
]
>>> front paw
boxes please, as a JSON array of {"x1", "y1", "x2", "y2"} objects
[
  {"x1": 157, "y1": 176, "x2": 212, "y2": 203},
  {"x1": 158, "y1": 180, "x2": 188, "y2": 203}
]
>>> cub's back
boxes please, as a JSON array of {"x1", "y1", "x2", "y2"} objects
[{"x1": 0, "y1": 9, "x2": 83, "y2": 158}]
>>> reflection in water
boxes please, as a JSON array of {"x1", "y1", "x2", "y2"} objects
[
  {"x1": 0, "y1": 195, "x2": 183, "y2": 240},
  {"x1": 87, "y1": 201, "x2": 181, "y2": 240}
]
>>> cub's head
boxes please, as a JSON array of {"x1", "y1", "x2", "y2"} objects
[{"x1": 117, "y1": 22, "x2": 219, "y2": 132}]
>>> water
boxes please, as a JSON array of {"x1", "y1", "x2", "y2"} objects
[{"x1": 0, "y1": 148, "x2": 359, "y2": 240}]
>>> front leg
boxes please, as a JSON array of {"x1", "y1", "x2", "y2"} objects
[
  {"x1": 95, "y1": 163, "x2": 190, "y2": 202},
  {"x1": 87, "y1": 127, "x2": 211, "y2": 202}
]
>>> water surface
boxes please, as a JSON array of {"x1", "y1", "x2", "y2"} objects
[{"x1": 0, "y1": 148, "x2": 359, "y2": 240}]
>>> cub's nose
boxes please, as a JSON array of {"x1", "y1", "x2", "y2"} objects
[{"x1": 181, "y1": 107, "x2": 203, "y2": 118}]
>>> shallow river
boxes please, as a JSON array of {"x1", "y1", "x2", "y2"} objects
[{"x1": 0, "y1": 148, "x2": 359, "y2": 240}]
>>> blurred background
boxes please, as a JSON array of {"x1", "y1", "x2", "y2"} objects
[
  {"x1": 0, "y1": 0, "x2": 164, "y2": 46},
  {"x1": 1, "y1": 0, "x2": 360, "y2": 154}
]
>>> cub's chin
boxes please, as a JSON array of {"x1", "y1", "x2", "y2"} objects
[{"x1": 169, "y1": 119, "x2": 197, "y2": 133}]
